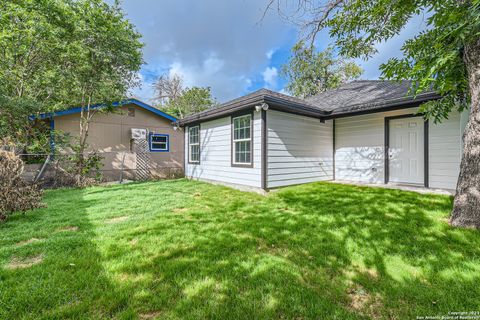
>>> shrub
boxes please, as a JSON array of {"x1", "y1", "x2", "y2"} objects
[{"x1": 0, "y1": 150, "x2": 44, "y2": 221}]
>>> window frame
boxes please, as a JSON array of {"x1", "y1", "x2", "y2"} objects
[
  {"x1": 231, "y1": 112, "x2": 254, "y2": 168},
  {"x1": 149, "y1": 133, "x2": 170, "y2": 152},
  {"x1": 188, "y1": 125, "x2": 200, "y2": 164}
]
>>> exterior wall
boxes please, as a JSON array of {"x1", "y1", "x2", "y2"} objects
[
  {"x1": 267, "y1": 110, "x2": 333, "y2": 188},
  {"x1": 429, "y1": 111, "x2": 464, "y2": 189},
  {"x1": 54, "y1": 103, "x2": 183, "y2": 180},
  {"x1": 184, "y1": 111, "x2": 262, "y2": 188},
  {"x1": 335, "y1": 107, "x2": 467, "y2": 190}
]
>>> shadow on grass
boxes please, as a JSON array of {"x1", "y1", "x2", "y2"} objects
[
  {"x1": 1, "y1": 180, "x2": 479, "y2": 319},
  {"x1": 0, "y1": 187, "x2": 134, "y2": 319}
]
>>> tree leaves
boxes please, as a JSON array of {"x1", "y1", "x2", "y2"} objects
[
  {"x1": 281, "y1": 41, "x2": 363, "y2": 98},
  {"x1": 153, "y1": 73, "x2": 215, "y2": 118}
]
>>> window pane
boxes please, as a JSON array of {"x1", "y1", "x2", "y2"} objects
[
  {"x1": 152, "y1": 136, "x2": 167, "y2": 143},
  {"x1": 232, "y1": 115, "x2": 252, "y2": 164},
  {"x1": 243, "y1": 127, "x2": 250, "y2": 139},
  {"x1": 234, "y1": 141, "x2": 251, "y2": 164},
  {"x1": 152, "y1": 142, "x2": 167, "y2": 149},
  {"x1": 189, "y1": 127, "x2": 199, "y2": 144},
  {"x1": 233, "y1": 115, "x2": 250, "y2": 141},
  {"x1": 190, "y1": 145, "x2": 199, "y2": 162},
  {"x1": 244, "y1": 141, "x2": 250, "y2": 152},
  {"x1": 151, "y1": 135, "x2": 168, "y2": 151}
]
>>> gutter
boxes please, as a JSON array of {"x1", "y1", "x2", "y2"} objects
[{"x1": 322, "y1": 93, "x2": 442, "y2": 119}]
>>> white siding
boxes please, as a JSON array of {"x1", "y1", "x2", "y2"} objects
[
  {"x1": 335, "y1": 108, "x2": 466, "y2": 190},
  {"x1": 429, "y1": 111, "x2": 466, "y2": 189},
  {"x1": 267, "y1": 110, "x2": 333, "y2": 188},
  {"x1": 335, "y1": 108, "x2": 418, "y2": 183},
  {"x1": 184, "y1": 112, "x2": 262, "y2": 188}
]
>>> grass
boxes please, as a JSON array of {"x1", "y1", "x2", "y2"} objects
[{"x1": 0, "y1": 179, "x2": 479, "y2": 319}]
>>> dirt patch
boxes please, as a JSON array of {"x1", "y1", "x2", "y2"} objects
[
  {"x1": 57, "y1": 226, "x2": 79, "y2": 232},
  {"x1": 6, "y1": 254, "x2": 44, "y2": 270},
  {"x1": 139, "y1": 311, "x2": 162, "y2": 319},
  {"x1": 105, "y1": 216, "x2": 129, "y2": 224},
  {"x1": 16, "y1": 238, "x2": 43, "y2": 247},
  {"x1": 172, "y1": 208, "x2": 188, "y2": 213},
  {"x1": 364, "y1": 268, "x2": 379, "y2": 280},
  {"x1": 347, "y1": 285, "x2": 383, "y2": 319}
]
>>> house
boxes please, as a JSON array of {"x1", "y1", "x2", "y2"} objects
[
  {"x1": 178, "y1": 80, "x2": 468, "y2": 192},
  {"x1": 32, "y1": 99, "x2": 184, "y2": 181}
]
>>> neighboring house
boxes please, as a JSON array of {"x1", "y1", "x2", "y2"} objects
[
  {"x1": 179, "y1": 80, "x2": 468, "y2": 191},
  {"x1": 32, "y1": 99, "x2": 184, "y2": 181}
]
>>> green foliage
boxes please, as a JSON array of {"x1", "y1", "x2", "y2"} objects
[
  {"x1": 281, "y1": 42, "x2": 363, "y2": 98},
  {"x1": 61, "y1": 0, "x2": 143, "y2": 108},
  {"x1": 56, "y1": 133, "x2": 104, "y2": 186},
  {"x1": 2, "y1": 180, "x2": 480, "y2": 318},
  {"x1": 0, "y1": 0, "x2": 72, "y2": 144},
  {"x1": 153, "y1": 73, "x2": 215, "y2": 118},
  {"x1": 163, "y1": 86, "x2": 215, "y2": 118},
  {"x1": 309, "y1": 0, "x2": 480, "y2": 122},
  {"x1": 0, "y1": 0, "x2": 143, "y2": 143}
]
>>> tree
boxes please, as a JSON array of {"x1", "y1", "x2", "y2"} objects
[
  {"x1": 267, "y1": 0, "x2": 480, "y2": 228},
  {"x1": 153, "y1": 73, "x2": 184, "y2": 106},
  {"x1": 282, "y1": 42, "x2": 363, "y2": 98},
  {"x1": 167, "y1": 87, "x2": 215, "y2": 118},
  {"x1": 1, "y1": 0, "x2": 143, "y2": 186},
  {"x1": 153, "y1": 73, "x2": 215, "y2": 118},
  {"x1": 61, "y1": 0, "x2": 143, "y2": 185},
  {"x1": 0, "y1": 0, "x2": 74, "y2": 148}
]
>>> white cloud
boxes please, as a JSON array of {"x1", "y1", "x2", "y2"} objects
[
  {"x1": 266, "y1": 49, "x2": 276, "y2": 60},
  {"x1": 111, "y1": 0, "x2": 296, "y2": 102},
  {"x1": 262, "y1": 66, "x2": 278, "y2": 89}
]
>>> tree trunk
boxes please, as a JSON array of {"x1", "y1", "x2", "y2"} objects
[{"x1": 450, "y1": 38, "x2": 480, "y2": 228}]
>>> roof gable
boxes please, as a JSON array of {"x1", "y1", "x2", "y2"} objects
[{"x1": 30, "y1": 99, "x2": 177, "y2": 122}]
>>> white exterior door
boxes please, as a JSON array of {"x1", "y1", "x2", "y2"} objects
[{"x1": 389, "y1": 117, "x2": 425, "y2": 185}]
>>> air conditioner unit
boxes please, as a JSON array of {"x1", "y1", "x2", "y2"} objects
[{"x1": 131, "y1": 128, "x2": 147, "y2": 140}]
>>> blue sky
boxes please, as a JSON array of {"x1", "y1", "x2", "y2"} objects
[{"x1": 112, "y1": 0, "x2": 428, "y2": 103}]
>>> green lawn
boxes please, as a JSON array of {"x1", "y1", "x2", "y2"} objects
[{"x1": 1, "y1": 179, "x2": 479, "y2": 319}]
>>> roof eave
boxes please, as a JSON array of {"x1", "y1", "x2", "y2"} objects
[
  {"x1": 29, "y1": 99, "x2": 177, "y2": 122},
  {"x1": 178, "y1": 94, "x2": 328, "y2": 126},
  {"x1": 323, "y1": 93, "x2": 442, "y2": 119}
]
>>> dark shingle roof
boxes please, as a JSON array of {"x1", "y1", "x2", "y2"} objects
[
  {"x1": 179, "y1": 88, "x2": 327, "y2": 125},
  {"x1": 306, "y1": 80, "x2": 440, "y2": 116},
  {"x1": 179, "y1": 80, "x2": 440, "y2": 125}
]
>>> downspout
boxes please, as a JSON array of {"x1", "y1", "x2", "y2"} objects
[
  {"x1": 261, "y1": 108, "x2": 268, "y2": 190},
  {"x1": 49, "y1": 116, "x2": 55, "y2": 159}
]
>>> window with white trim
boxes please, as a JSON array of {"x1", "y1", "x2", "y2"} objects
[
  {"x1": 232, "y1": 114, "x2": 252, "y2": 165},
  {"x1": 189, "y1": 126, "x2": 200, "y2": 163},
  {"x1": 149, "y1": 134, "x2": 169, "y2": 152}
]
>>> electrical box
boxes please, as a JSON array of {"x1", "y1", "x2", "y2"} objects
[{"x1": 131, "y1": 128, "x2": 147, "y2": 140}]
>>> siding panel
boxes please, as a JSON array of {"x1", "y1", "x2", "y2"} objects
[
  {"x1": 335, "y1": 107, "x2": 417, "y2": 183},
  {"x1": 429, "y1": 111, "x2": 464, "y2": 189},
  {"x1": 184, "y1": 112, "x2": 262, "y2": 188},
  {"x1": 335, "y1": 107, "x2": 465, "y2": 190},
  {"x1": 267, "y1": 110, "x2": 333, "y2": 188}
]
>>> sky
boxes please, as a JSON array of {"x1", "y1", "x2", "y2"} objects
[{"x1": 110, "y1": 0, "x2": 428, "y2": 104}]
